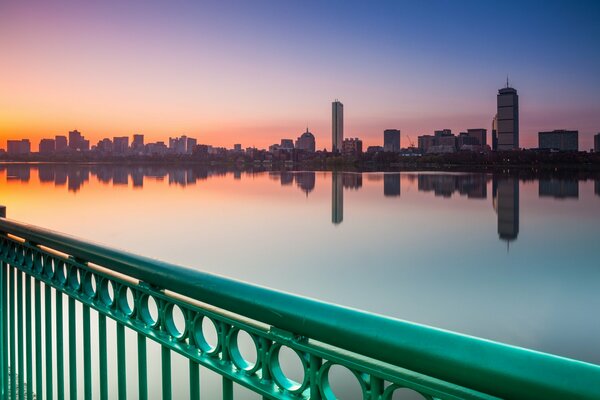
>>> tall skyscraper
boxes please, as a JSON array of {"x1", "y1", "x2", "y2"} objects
[
  {"x1": 383, "y1": 129, "x2": 401, "y2": 152},
  {"x1": 594, "y1": 133, "x2": 600, "y2": 153},
  {"x1": 332, "y1": 100, "x2": 343, "y2": 153},
  {"x1": 496, "y1": 80, "x2": 519, "y2": 150}
]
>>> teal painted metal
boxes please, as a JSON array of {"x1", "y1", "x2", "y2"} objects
[
  {"x1": 0, "y1": 217, "x2": 600, "y2": 399},
  {"x1": 99, "y1": 314, "x2": 108, "y2": 400},
  {"x1": 116, "y1": 322, "x2": 126, "y2": 400},
  {"x1": 137, "y1": 334, "x2": 148, "y2": 400},
  {"x1": 25, "y1": 274, "x2": 32, "y2": 400},
  {"x1": 56, "y1": 290, "x2": 65, "y2": 400},
  {"x1": 68, "y1": 297, "x2": 77, "y2": 400},
  {"x1": 83, "y1": 304, "x2": 92, "y2": 400}
]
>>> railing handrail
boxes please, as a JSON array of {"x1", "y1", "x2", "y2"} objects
[{"x1": 1, "y1": 217, "x2": 599, "y2": 400}]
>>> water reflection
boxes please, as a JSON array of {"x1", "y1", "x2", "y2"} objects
[
  {"x1": 493, "y1": 177, "x2": 519, "y2": 244},
  {"x1": 2, "y1": 164, "x2": 600, "y2": 248},
  {"x1": 418, "y1": 173, "x2": 488, "y2": 199},
  {"x1": 332, "y1": 172, "x2": 343, "y2": 224},
  {"x1": 539, "y1": 179, "x2": 579, "y2": 199}
]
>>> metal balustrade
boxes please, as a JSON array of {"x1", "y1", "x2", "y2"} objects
[{"x1": 0, "y1": 215, "x2": 599, "y2": 400}]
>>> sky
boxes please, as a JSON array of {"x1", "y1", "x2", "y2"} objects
[{"x1": 1, "y1": 0, "x2": 599, "y2": 150}]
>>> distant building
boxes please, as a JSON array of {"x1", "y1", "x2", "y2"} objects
[
  {"x1": 594, "y1": 133, "x2": 600, "y2": 153},
  {"x1": 7, "y1": 139, "x2": 31, "y2": 155},
  {"x1": 96, "y1": 138, "x2": 113, "y2": 153},
  {"x1": 418, "y1": 129, "x2": 456, "y2": 153},
  {"x1": 186, "y1": 137, "x2": 197, "y2": 154},
  {"x1": 295, "y1": 128, "x2": 316, "y2": 152},
  {"x1": 131, "y1": 134, "x2": 144, "y2": 153},
  {"x1": 280, "y1": 139, "x2": 294, "y2": 151},
  {"x1": 332, "y1": 100, "x2": 344, "y2": 152},
  {"x1": 113, "y1": 137, "x2": 129, "y2": 154},
  {"x1": 383, "y1": 129, "x2": 401, "y2": 152},
  {"x1": 467, "y1": 128, "x2": 487, "y2": 147},
  {"x1": 457, "y1": 133, "x2": 479, "y2": 150},
  {"x1": 68, "y1": 130, "x2": 88, "y2": 151},
  {"x1": 55, "y1": 136, "x2": 68, "y2": 152},
  {"x1": 418, "y1": 135, "x2": 435, "y2": 153},
  {"x1": 268, "y1": 144, "x2": 280, "y2": 153},
  {"x1": 538, "y1": 130, "x2": 578, "y2": 151},
  {"x1": 39, "y1": 139, "x2": 56, "y2": 154},
  {"x1": 342, "y1": 138, "x2": 362, "y2": 156},
  {"x1": 146, "y1": 141, "x2": 168, "y2": 155},
  {"x1": 366, "y1": 146, "x2": 384, "y2": 153},
  {"x1": 491, "y1": 114, "x2": 498, "y2": 151},
  {"x1": 169, "y1": 135, "x2": 193, "y2": 155},
  {"x1": 233, "y1": 144, "x2": 242, "y2": 152},
  {"x1": 496, "y1": 82, "x2": 519, "y2": 150}
]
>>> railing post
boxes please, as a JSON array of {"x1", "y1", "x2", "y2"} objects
[{"x1": 0, "y1": 262, "x2": 6, "y2": 399}]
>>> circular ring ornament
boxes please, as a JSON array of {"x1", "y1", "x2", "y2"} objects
[
  {"x1": 318, "y1": 361, "x2": 369, "y2": 400},
  {"x1": 139, "y1": 294, "x2": 159, "y2": 328},
  {"x1": 192, "y1": 315, "x2": 220, "y2": 356},
  {"x1": 164, "y1": 303, "x2": 187, "y2": 340},
  {"x1": 226, "y1": 328, "x2": 261, "y2": 374},
  {"x1": 267, "y1": 343, "x2": 310, "y2": 394},
  {"x1": 117, "y1": 286, "x2": 135, "y2": 316},
  {"x1": 67, "y1": 266, "x2": 80, "y2": 290},
  {"x1": 81, "y1": 271, "x2": 97, "y2": 298},
  {"x1": 97, "y1": 278, "x2": 114, "y2": 307}
]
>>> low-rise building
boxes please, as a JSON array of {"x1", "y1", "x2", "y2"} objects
[
  {"x1": 39, "y1": 139, "x2": 56, "y2": 154},
  {"x1": 7, "y1": 139, "x2": 31, "y2": 155},
  {"x1": 538, "y1": 130, "x2": 578, "y2": 151},
  {"x1": 342, "y1": 138, "x2": 362, "y2": 156}
]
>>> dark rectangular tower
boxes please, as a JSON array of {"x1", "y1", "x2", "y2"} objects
[{"x1": 496, "y1": 82, "x2": 519, "y2": 151}]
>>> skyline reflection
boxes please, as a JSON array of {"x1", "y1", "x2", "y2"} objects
[{"x1": 1, "y1": 164, "x2": 600, "y2": 247}]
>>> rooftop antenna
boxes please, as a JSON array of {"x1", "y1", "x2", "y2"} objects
[{"x1": 506, "y1": 75, "x2": 509, "y2": 88}]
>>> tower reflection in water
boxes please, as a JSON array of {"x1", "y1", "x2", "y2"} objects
[
  {"x1": 493, "y1": 177, "x2": 520, "y2": 246},
  {"x1": 332, "y1": 172, "x2": 343, "y2": 225}
]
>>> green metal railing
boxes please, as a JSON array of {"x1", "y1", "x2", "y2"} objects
[{"x1": 0, "y1": 215, "x2": 600, "y2": 399}]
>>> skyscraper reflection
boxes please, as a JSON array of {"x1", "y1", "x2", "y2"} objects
[
  {"x1": 493, "y1": 177, "x2": 519, "y2": 245},
  {"x1": 383, "y1": 173, "x2": 401, "y2": 197},
  {"x1": 332, "y1": 172, "x2": 343, "y2": 225},
  {"x1": 6, "y1": 165, "x2": 30, "y2": 181},
  {"x1": 295, "y1": 172, "x2": 315, "y2": 196},
  {"x1": 418, "y1": 174, "x2": 488, "y2": 199},
  {"x1": 539, "y1": 179, "x2": 579, "y2": 199}
]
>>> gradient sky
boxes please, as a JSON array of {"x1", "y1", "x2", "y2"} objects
[{"x1": 1, "y1": 0, "x2": 600, "y2": 150}]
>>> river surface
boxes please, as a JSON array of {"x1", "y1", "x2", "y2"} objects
[{"x1": 2, "y1": 163, "x2": 599, "y2": 398}]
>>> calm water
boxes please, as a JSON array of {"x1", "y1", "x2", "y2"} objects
[{"x1": 2, "y1": 163, "x2": 600, "y2": 397}]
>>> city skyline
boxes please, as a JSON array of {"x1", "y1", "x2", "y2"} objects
[{"x1": 1, "y1": 1, "x2": 600, "y2": 150}]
